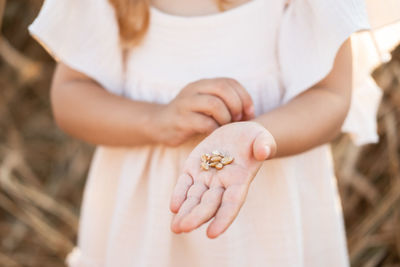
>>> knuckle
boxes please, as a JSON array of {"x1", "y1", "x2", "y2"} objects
[
  {"x1": 225, "y1": 77, "x2": 237, "y2": 84},
  {"x1": 182, "y1": 81, "x2": 199, "y2": 94},
  {"x1": 233, "y1": 79, "x2": 243, "y2": 88},
  {"x1": 185, "y1": 80, "x2": 197, "y2": 88},
  {"x1": 223, "y1": 78, "x2": 238, "y2": 88},
  {"x1": 215, "y1": 78, "x2": 229, "y2": 90}
]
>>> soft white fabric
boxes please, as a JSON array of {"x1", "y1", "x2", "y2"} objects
[
  {"x1": 28, "y1": 0, "x2": 381, "y2": 266},
  {"x1": 343, "y1": 34, "x2": 383, "y2": 145},
  {"x1": 278, "y1": 0, "x2": 382, "y2": 145},
  {"x1": 29, "y1": 0, "x2": 124, "y2": 95}
]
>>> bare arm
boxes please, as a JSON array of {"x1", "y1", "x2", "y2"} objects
[
  {"x1": 253, "y1": 38, "x2": 353, "y2": 158},
  {"x1": 51, "y1": 63, "x2": 164, "y2": 146}
]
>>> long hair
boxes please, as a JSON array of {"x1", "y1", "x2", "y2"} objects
[{"x1": 108, "y1": 0, "x2": 231, "y2": 48}]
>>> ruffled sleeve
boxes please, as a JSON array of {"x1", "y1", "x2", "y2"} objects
[
  {"x1": 28, "y1": 0, "x2": 125, "y2": 96},
  {"x1": 278, "y1": 0, "x2": 382, "y2": 146}
]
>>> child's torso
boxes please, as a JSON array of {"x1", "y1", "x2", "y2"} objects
[{"x1": 123, "y1": 0, "x2": 287, "y2": 115}]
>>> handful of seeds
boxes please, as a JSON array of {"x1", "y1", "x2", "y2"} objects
[{"x1": 200, "y1": 150, "x2": 234, "y2": 171}]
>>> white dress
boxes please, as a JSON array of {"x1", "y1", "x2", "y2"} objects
[{"x1": 28, "y1": 0, "x2": 382, "y2": 266}]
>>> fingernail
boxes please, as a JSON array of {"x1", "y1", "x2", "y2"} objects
[{"x1": 264, "y1": 145, "x2": 271, "y2": 159}]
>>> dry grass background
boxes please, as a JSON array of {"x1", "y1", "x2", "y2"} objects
[{"x1": 0, "y1": 0, "x2": 399, "y2": 266}]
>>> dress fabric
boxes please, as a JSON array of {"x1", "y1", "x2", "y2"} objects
[{"x1": 28, "y1": 0, "x2": 381, "y2": 266}]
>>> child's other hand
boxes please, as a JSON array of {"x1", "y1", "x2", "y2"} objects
[
  {"x1": 169, "y1": 121, "x2": 276, "y2": 238},
  {"x1": 157, "y1": 78, "x2": 254, "y2": 146}
]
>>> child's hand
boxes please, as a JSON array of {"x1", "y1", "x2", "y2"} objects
[
  {"x1": 169, "y1": 121, "x2": 276, "y2": 238},
  {"x1": 157, "y1": 78, "x2": 254, "y2": 146}
]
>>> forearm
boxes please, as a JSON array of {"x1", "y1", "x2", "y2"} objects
[
  {"x1": 51, "y1": 75, "x2": 163, "y2": 147},
  {"x1": 253, "y1": 87, "x2": 350, "y2": 158},
  {"x1": 253, "y1": 38, "x2": 353, "y2": 158}
]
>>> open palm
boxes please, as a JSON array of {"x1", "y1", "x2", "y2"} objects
[{"x1": 170, "y1": 121, "x2": 276, "y2": 238}]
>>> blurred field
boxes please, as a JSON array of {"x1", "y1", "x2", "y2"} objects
[{"x1": 0, "y1": 0, "x2": 399, "y2": 266}]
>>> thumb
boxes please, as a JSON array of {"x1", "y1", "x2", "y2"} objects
[{"x1": 252, "y1": 130, "x2": 277, "y2": 161}]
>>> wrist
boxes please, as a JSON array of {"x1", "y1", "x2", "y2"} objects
[
  {"x1": 148, "y1": 103, "x2": 182, "y2": 146},
  {"x1": 147, "y1": 103, "x2": 169, "y2": 144},
  {"x1": 127, "y1": 101, "x2": 166, "y2": 145}
]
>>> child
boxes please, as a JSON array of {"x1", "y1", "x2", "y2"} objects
[{"x1": 29, "y1": 0, "x2": 381, "y2": 266}]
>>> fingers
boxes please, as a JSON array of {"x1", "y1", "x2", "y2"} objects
[
  {"x1": 252, "y1": 129, "x2": 277, "y2": 161},
  {"x1": 170, "y1": 173, "x2": 194, "y2": 214},
  {"x1": 198, "y1": 78, "x2": 253, "y2": 122},
  {"x1": 179, "y1": 185, "x2": 225, "y2": 232},
  {"x1": 191, "y1": 94, "x2": 232, "y2": 125},
  {"x1": 206, "y1": 184, "x2": 249, "y2": 238},
  {"x1": 171, "y1": 182, "x2": 209, "y2": 233},
  {"x1": 199, "y1": 79, "x2": 243, "y2": 122},
  {"x1": 225, "y1": 79, "x2": 255, "y2": 120}
]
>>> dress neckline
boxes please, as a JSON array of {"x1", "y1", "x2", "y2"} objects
[{"x1": 149, "y1": 0, "x2": 262, "y2": 22}]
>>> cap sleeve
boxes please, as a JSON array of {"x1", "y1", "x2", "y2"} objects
[
  {"x1": 278, "y1": 0, "x2": 382, "y2": 146},
  {"x1": 28, "y1": 0, "x2": 124, "y2": 96}
]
